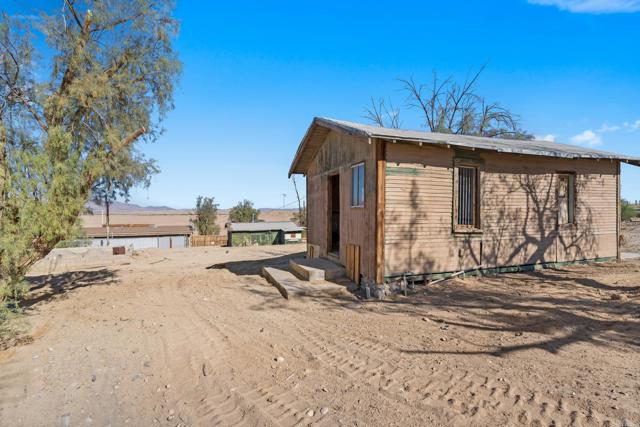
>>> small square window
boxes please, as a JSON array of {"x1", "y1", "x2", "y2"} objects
[{"x1": 351, "y1": 163, "x2": 365, "y2": 207}]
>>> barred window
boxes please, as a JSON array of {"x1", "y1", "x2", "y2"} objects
[{"x1": 457, "y1": 166, "x2": 479, "y2": 228}]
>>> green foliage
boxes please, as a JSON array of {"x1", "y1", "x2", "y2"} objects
[
  {"x1": 621, "y1": 199, "x2": 637, "y2": 221},
  {"x1": 0, "y1": 309, "x2": 29, "y2": 350},
  {"x1": 91, "y1": 152, "x2": 159, "y2": 206},
  {"x1": 229, "y1": 200, "x2": 260, "y2": 223},
  {"x1": 291, "y1": 206, "x2": 307, "y2": 227},
  {"x1": 0, "y1": 2, "x2": 180, "y2": 314},
  {"x1": 193, "y1": 196, "x2": 220, "y2": 235}
]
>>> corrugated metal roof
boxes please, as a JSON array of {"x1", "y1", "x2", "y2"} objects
[
  {"x1": 84, "y1": 225, "x2": 192, "y2": 238},
  {"x1": 227, "y1": 221, "x2": 304, "y2": 233},
  {"x1": 289, "y1": 117, "x2": 640, "y2": 176}
]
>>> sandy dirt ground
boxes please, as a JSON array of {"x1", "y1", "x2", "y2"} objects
[{"x1": 1, "y1": 244, "x2": 639, "y2": 427}]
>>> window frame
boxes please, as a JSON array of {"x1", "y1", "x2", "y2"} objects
[
  {"x1": 453, "y1": 159, "x2": 482, "y2": 234},
  {"x1": 557, "y1": 172, "x2": 577, "y2": 227},
  {"x1": 351, "y1": 162, "x2": 365, "y2": 208}
]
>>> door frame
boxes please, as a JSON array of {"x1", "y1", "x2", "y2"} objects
[{"x1": 327, "y1": 173, "x2": 340, "y2": 255}]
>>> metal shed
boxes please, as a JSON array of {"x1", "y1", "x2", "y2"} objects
[{"x1": 226, "y1": 222, "x2": 305, "y2": 247}]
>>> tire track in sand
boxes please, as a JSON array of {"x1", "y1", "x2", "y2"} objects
[
  {"x1": 152, "y1": 277, "x2": 331, "y2": 426},
  {"x1": 292, "y1": 318, "x2": 629, "y2": 427}
]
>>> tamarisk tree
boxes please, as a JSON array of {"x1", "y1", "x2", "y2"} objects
[
  {"x1": 0, "y1": 1, "x2": 180, "y2": 311},
  {"x1": 193, "y1": 196, "x2": 220, "y2": 235}
]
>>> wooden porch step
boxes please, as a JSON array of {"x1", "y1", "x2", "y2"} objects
[
  {"x1": 261, "y1": 266, "x2": 348, "y2": 300},
  {"x1": 289, "y1": 258, "x2": 347, "y2": 282}
]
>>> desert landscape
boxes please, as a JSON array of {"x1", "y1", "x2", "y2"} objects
[
  {"x1": 80, "y1": 204, "x2": 298, "y2": 236},
  {"x1": 1, "y1": 236, "x2": 639, "y2": 426},
  {"x1": 3, "y1": 2, "x2": 640, "y2": 426}
]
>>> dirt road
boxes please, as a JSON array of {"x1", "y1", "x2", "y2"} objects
[{"x1": 1, "y1": 244, "x2": 639, "y2": 426}]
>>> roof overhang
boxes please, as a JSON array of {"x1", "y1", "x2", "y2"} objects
[
  {"x1": 288, "y1": 117, "x2": 640, "y2": 176},
  {"x1": 83, "y1": 225, "x2": 192, "y2": 238}
]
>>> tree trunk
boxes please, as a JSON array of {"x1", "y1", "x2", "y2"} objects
[
  {"x1": 292, "y1": 177, "x2": 302, "y2": 224},
  {"x1": 0, "y1": 120, "x2": 5, "y2": 295},
  {"x1": 105, "y1": 189, "x2": 111, "y2": 246},
  {"x1": 0, "y1": 120, "x2": 6, "y2": 224}
]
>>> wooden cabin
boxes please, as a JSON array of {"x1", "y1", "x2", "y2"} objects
[{"x1": 288, "y1": 117, "x2": 640, "y2": 288}]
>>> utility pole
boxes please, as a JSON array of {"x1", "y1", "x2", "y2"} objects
[
  {"x1": 105, "y1": 192, "x2": 110, "y2": 246},
  {"x1": 281, "y1": 193, "x2": 286, "y2": 209},
  {"x1": 105, "y1": 178, "x2": 111, "y2": 246},
  {"x1": 292, "y1": 176, "x2": 303, "y2": 225}
]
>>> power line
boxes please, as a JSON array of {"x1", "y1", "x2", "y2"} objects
[{"x1": 281, "y1": 196, "x2": 306, "y2": 208}]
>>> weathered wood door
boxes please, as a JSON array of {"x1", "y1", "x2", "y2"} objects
[{"x1": 328, "y1": 174, "x2": 340, "y2": 253}]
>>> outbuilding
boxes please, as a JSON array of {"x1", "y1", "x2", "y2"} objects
[
  {"x1": 226, "y1": 221, "x2": 305, "y2": 246},
  {"x1": 83, "y1": 225, "x2": 192, "y2": 250},
  {"x1": 289, "y1": 117, "x2": 640, "y2": 288}
]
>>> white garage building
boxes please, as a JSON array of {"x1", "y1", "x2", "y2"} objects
[{"x1": 84, "y1": 225, "x2": 192, "y2": 250}]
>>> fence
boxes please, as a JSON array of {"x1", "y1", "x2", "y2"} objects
[{"x1": 191, "y1": 235, "x2": 228, "y2": 247}]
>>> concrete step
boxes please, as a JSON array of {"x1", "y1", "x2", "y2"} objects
[
  {"x1": 326, "y1": 252, "x2": 341, "y2": 264},
  {"x1": 289, "y1": 258, "x2": 347, "y2": 282},
  {"x1": 261, "y1": 266, "x2": 348, "y2": 300}
]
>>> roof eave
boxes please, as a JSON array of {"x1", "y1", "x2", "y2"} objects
[
  {"x1": 288, "y1": 117, "x2": 372, "y2": 177},
  {"x1": 370, "y1": 133, "x2": 640, "y2": 164},
  {"x1": 288, "y1": 118, "x2": 319, "y2": 177},
  {"x1": 289, "y1": 117, "x2": 640, "y2": 176}
]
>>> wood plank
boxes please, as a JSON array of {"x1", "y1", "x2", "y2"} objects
[{"x1": 375, "y1": 139, "x2": 386, "y2": 284}]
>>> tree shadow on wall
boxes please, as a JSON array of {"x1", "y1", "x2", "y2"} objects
[
  {"x1": 478, "y1": 173, "x2": 598, "y2": 269},
  {"x1": 383, "y1": 170, "x2": 600, "y2": 279},
  {"x1": 384, "y1": 177, "x2": 437, "y2": 278}
]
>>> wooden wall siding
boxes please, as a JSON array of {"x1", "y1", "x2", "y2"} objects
[
  {"x1": 345, "y1": 244, "x2": 361, "y2": 284},
  {"x1": 384, "y1": 144, "x2": 460, "y2": 275},
  {"x1": 306, "y1": 130, "x2": 377, "y2": 281},
  {"x1": 384, "y1": 143, "x2": 619, "y2": 277}
]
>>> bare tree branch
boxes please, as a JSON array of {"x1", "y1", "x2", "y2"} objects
[
  {"x1": 64, "y1": 0, "x2": 84, "y2": 30},
  {"x1": 91, "y1": 13, "x2": 143, "y2": 33},
  {"x1": 363, "y1": 97, "x2": 401, "y2": 129},
  {"x1": 369, "y1": 65, "x2": 531, "y2": 139}
]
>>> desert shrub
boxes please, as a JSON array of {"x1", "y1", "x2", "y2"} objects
[{"x1": 621, "y1": 199, "x2": 637, "y2": 221}]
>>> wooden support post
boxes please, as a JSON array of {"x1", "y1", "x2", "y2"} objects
[
  {"x1": 375, "y1": 139, "x2": 386, "y2": 284},
  {"x1": 346, "y1": 244, "x2": 361, "y2": 284}
]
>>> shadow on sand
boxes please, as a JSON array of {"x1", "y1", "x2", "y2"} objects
[
  {"x1": 23, "y1": 269, "x2": 118, "y2": 309},
  {"x1": 206, "y1": 252, "x2": 306, "y2": 276},
  {"x1": 391, "y1": 267, "x2": 640, "y2": 357}
]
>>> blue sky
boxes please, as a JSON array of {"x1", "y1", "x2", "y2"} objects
[{"x1": 6, "y1": 0, "x2": 640, "y2": 208}]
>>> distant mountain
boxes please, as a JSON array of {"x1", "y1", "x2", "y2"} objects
[
  {"x1": 84, "y1": 201, "x2": 297, "y2": 214},
  {"x1": 259, "y1": 208, "x2": 298, "y2": 212},
  {"x1": 85, "y1": 201, "x2": 179, "y2": 213}
]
